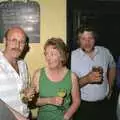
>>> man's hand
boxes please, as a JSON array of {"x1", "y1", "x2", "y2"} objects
[
  {"x1": 22, "y1": 87, "x2": 36, "y2": 102},
  {"x1": 87, "y1": 71, "x2": 103, "y2": 84}
]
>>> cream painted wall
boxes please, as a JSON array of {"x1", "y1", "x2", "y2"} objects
[{"x1": 0, "y1": 0, "x2": 66, "y2": 77}]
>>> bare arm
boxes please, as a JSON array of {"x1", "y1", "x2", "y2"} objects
[
  {"x1": 107, "y1": 67, "x2": 116, "y2": 99},
  {"x1": 36, "y1": 96, "x2": 63, "y2": 106},
  {"x1": 108, "y1": 67, "x2": 116, "y2": 89},
  {"x1": 79, "y1": 73, "x2": 90, "y2": 88},
  {"x1": 79, "y1": 71, "x2": 102, "y2": 88},
  {"x1": 32, "y1": 69, "x2": 48, "y2": 106},
  {"x1": 64, "y1": 73, "x2": 80, "y2": 120},
  {"x1": 32, "y1": 68, "x2": 40, "y2": 93}
]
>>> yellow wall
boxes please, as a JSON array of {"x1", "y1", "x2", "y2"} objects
[{"x1": 0, "y1": 0, "x2": 66, "y2": 76}]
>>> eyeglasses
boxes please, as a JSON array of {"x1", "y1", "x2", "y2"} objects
[{"x1": 7, "y1": 38, "x2": 26, "y2": 45}]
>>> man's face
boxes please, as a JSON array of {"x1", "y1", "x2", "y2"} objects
[
  {"x1": 79, "y1": 31, "x2": 95, "y2": 52},
  {"x1": 5, "y1": 28, "x2": 26, "y2": 59}
]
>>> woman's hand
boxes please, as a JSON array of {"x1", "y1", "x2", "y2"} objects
[
  {"x1": 48, "y1": 97, "x2": 64, "y2": 106},
  {"x1": 64, "y1": 113, "x2": 70, "y2": 120}
]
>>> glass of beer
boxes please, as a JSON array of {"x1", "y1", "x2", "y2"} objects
[
  {"x1": 20, "y1": 82, "x2": 36, "y2": 103},
  {"x1": 92, "y1": 66, "x2": 103, "y2": 83},
  {"x1": 57, "y1": 88, "x2": 66, "y2": 98},
  {"x1": 57, "y1": 88, "x2": 66, "y2": 111}
]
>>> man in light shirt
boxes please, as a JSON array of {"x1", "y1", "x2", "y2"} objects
[
  {"x1": 71, "y1": 25, "x2": 116, "y2": 120},
  {"x1": 0, "y1": 26, "x2": 35, "y2": 120}
]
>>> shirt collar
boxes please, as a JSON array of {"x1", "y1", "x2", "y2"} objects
[{"x1": 79, "y1": 46, "x2": 99, "y2": 57}]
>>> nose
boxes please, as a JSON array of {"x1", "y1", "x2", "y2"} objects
[
  {"x1": 86, "y1": 39, "x2": 90, "y2": 43},
  {"x1": 46, "y1": 54, "x2": 51, "y2": 60},
  {"x1": 16, "y1": 41, "x2": 20, "y2": 48},
  {"x1": 46, "y1": 53, "x2": 52, "y2": 61},
  {"x1": 85, "y1": 38, "x2": 93, "y2": 44},
  {"x1": 86, "y1": 38, "x2": 91, "y2": 42}
]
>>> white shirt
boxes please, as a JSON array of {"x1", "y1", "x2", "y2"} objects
[
  {"x1": 0, "y1": 51, "x2": 29, "y2": 117},
  {"x1": 71, "y1": 46, "x2": 116, "y2": 101}
]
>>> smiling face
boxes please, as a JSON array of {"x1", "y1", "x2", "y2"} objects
[
  {"x1": 79, "y1": 31, "x2": 95, "y2": 53},
  {"x1": 4, "y1": 27, "x2": 26, "y2": 59},
  {"x1": 44, "y1": 38, "x2": 68, "y2": 68},
  {"x1": 44, "y1": 45, "x2": 62, "y2": 69}
]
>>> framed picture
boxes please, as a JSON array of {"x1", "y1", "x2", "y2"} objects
[{"x1": 0, "y1": 1, "x2": 40, "y2": 43}]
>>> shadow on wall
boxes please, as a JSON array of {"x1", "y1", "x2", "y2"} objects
[{"x1": 19, "y1": 36, "x2": 30, "y2": 60}]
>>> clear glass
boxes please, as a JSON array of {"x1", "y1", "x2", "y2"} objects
[{"x1": 57, "y1": 88, "x2": 66, "y2": 111}]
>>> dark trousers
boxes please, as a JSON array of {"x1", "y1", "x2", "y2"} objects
[{"x1": 74, "y1": 98, "x2": 116, "y2": 120}]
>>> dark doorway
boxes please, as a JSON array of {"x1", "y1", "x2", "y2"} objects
[
  {"x1": 67, "y1": 0, "x2": 120, "y2": 62},
  {"x1": 67, "y1": 1, "x2": 119, "y2": 120}
]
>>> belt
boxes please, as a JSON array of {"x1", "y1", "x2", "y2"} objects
[{"x1": 81, "y1": 98, "x2": 108, "y2": 104}]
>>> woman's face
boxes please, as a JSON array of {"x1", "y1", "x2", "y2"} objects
[
  {"x1": 79, "y1": 31, "x2": 95, "y2": 52},
  {"x1": 44, "y1": 45, "x2": 62, "y2": 69}
]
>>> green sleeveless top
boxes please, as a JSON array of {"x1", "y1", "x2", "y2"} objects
[{"x1": 38, "y1": 67, "x2": 72, "y2": 120}]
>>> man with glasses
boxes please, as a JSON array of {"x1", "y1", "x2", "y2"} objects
[{"x1": 0, "y1": 26, "x2": 35, "y2": 120}]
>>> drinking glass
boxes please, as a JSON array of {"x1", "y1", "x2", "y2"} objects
[
  {"x1": 57, "y1": 88, "x2": 66, "y2": 111},
  {"x1": 20, "y1": 81, "x2": 35, "y2": 103},
  {"x1": 57, "y1": 88, "x2": 66, "y2": 98},
  {"x1": 92, "y1": 66, "x2": 103, "y2": 83}
]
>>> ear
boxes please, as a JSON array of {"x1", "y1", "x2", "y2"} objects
[{"x1": 3, "y1": 37, "x2": 7, "y2": 44}]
